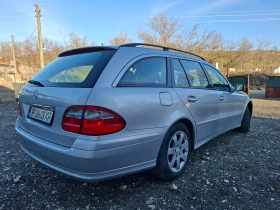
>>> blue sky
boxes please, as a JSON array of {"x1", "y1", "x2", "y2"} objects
[{"x1": 1, "y1": 0, "x2": 280, "y2": 46}]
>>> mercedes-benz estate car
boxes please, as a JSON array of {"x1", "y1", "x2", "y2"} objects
[{"x1": 15, "y1": 43, "x2": 253, "y2": 182}]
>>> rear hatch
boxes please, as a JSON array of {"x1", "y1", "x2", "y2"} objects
[{"x1": 18, "y1": 48, "x2": 116, "y2": 147}]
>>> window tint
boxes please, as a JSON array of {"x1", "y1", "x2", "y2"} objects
[
  {"x1": 203, "y1": 64, "x2": 230, "y2": 91},
  {"x1": 119, "y1": 57, "x2": 167, "y2": 86},
  {"x1": 180, "y1": 60, "x2": 209, "y2": 88},
  {"x1": 31, "y1": 50, "x2": 116, "y2": 87},
  {"x1": 49, "y1": 65, "x2": 92, "y2": 83},
  {"x1": 172, "y1": 59, "x2": 189, "y2": 87}
]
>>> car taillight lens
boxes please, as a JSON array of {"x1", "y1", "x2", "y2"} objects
[
  {"x1": 62, "y1": 106, "x2": 126, "y2": 135},
  {"x1": 62, "y1": 106, "x2": 84, "y2": 133},
  {"x1": 18, "y1": 103, "x2": 22, "y2": 117}
]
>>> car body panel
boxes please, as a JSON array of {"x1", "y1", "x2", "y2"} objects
[
  {"x1": 16, "y1": 121, "x2": 158, "y2": 181},
  {"x1": 18, "y1": 85, "x2": 92, "y2": 147},
  {"x1": 173, "y1": 88, "x2": 221, "y2": 142},
  {"x1": 218, "y1": 90, "x2": 248, "y2": 131},
  {"x1": 15, "y1": 45, "x2": 252, "y2": 182}
]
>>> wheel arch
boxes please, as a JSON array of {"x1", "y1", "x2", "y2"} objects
[
  {"x1": 170, "y1": 118, "x2": 196, "y2": 152},
  {"x1": 247, "y1": 100, "x2": 253, "y2": 117}
]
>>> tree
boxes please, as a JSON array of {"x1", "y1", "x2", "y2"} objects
[
  {"x1": 108, "y1": 33, "x2": 133, "y2": 45},
  {"x1": 253, "y1": 38, "x2": 279, "y2": 74},
  {"x1": 218, "y1": 38, "x2": 253, "y2": 77},
  {"x1": 138, "y1": 13, "x2": 181, "y2": 46},
  {"x1": 61, "y1": 29, "x2": 91, "y2": 50}
]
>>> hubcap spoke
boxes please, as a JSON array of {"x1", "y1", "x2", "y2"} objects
[
  {"x1": 176, "y1": 157, "x2": 180, "y2": 170},
  {"x1": 178, "y1": 132, "x2": 184, "y2": 145},
  {"x1": 170, "y1": 155, "x2": 176, "y2": 167},
  {"x1": 180, "y1": 153, "x2": 187, "y2": 162},
  {"x1": 172, "y1": 136, "x2": 178, "y2": 147},
  {"x1": 180, "y1": 142, "x2": 188, "y2": 152},
  {"x1": 168, "y1": 148, "x2": 176, "y2": 155}
]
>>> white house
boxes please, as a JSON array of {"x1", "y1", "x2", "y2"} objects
[{"x1": 274, "y1": 67, "x2": 280, "y2": 74}]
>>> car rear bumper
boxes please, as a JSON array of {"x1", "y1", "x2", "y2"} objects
[{"x1": 15, "y1": 119, "x2": 162, "y2": 182}]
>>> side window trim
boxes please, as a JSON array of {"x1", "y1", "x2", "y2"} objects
[
  {"x1": 170, "y1": 57, "x2": 175, "y2": 87},
  {"x1": 167, "y1": 56, "x2": 172, "y2": 87},
  {"x1": 198, "y1": 62, "x2": 214, "y2": 88},
  {"x1": 116, "y1": 56, "x2": 169, "y2": 88},
  {"x1": 170, "y1": 58, "x2": 190, "y2": 88}
]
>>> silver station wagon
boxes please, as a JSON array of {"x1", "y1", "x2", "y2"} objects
[{"x1": 15, "y1": 43, "x2": 252, "y2": 181}]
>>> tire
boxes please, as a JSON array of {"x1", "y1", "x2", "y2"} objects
[
  {"x1": 235, "y1": 107, "x2": 251, "y2": 133},
  {"x1": 152, "y1": 123, "x2": 191, "y2": 180}
]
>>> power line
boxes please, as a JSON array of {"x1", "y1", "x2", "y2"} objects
[
  {"x1": 0, "y1": 17, "x2": 33, "y2": 23},
  {"x1": 0, "y1": 33, "x2": 32, "y2": 40},
  {"x1": 0, "y1": 11, "x2": 33, "y2": 17},
  {"x1": 184, "y1": 18, "x2": 280, "y2": 24},
  {"x1": 48, "y1": 11, "x2": 280, "y2": 20},
  {"x1": 0, "y1": 23, "x2": 31, "y2": 31},
  {"x1": 170, "y1": 12, "x2": 280, "y2": 18},
  {"x1": 43, "y1": 15, "x2": 280, "y2": 24},
  {"x1": 190, "y1": 9, "x2": 280, "y2": 14},
  {"x1": 0, "y1": 36, "x2": 11, "y2": 39},
  {"x1": 26, "y1": 27, "x2": 37, "y2": 41}
]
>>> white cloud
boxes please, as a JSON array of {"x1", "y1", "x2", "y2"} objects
[
  {"x1": 152, "y1": 0, "x2": 185, "y2": 14},
  {"x1": 188, "y1": 0, "x2": 242, "y2": 15}
]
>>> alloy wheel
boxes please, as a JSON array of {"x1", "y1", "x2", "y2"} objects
[{"x1": 167, "y1": 131, "x2": 189, "y2": 172}]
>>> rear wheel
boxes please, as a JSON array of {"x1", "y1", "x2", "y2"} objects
[
  {"x1": 152, "y1": 123, "x2": 191, "y2": 180},
  {"x1": 235, "y1": 107, "x2": 251, "y2": 133}
]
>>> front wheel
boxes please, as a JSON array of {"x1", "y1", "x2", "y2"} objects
[
  {"x1": 235, "y1": 107, "x2": 251, "y2": 133},
  {"x1": 152, "y1": 123, "x2": 191, "y2": 180}
]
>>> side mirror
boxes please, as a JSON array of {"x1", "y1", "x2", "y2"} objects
[{"x1": 236, "y1": 84, "x2": 246, "y2": 91}]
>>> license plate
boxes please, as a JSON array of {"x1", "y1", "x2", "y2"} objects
[{"x1": 27, "y1": 105, "x2": 54, "y2": 125}]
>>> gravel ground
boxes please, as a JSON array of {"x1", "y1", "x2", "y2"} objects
[{"x1": 0, "y1": 97, "x2": 279, "y2": 210}]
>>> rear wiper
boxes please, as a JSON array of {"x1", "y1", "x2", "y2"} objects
[{"x1": 28, "y1": 80, "x2": 44, "y2": 87}]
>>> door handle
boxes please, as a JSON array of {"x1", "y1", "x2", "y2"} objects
[
  {"x1": 220, "y1": 96, "x2": 225, "y2": 101},
  {"x1": 187, "y1": 96, "x2": 197, "y2": 103}
]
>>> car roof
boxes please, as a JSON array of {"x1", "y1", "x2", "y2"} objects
[
  {"x1": 58, "y1": 43, "x2": 208, "y2": 64},
  {"x1": 58, "y1": 46, "x2": 119, "y2": 57}
]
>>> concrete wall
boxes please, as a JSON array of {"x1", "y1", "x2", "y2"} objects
[
  {"x1": 0, "y1": 65, "x2": 11, "y2": 77},
  {"x1": 13, "y1": 83, "x2": 25, "y2": 99},
  {"x1": 0, "y1": 79, "x2": 16, "y2": 103}
]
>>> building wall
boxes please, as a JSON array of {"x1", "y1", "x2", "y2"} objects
[{"x1": 0, "y1": 79, "x2": 16, "y2": 103}]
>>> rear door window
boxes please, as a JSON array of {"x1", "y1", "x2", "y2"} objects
[
  {"x1": 172, "y1": 59, "x2": 189, "y2": 87},
  {"x1": 118, "y1": 57, "x2": 167, "y2": 86},
  {"x1": 180, "y1": 60, "x2": 209, "y2": 88},
  {"x1": 30, "y1": 50, "x2": 116, "y2": 88}
]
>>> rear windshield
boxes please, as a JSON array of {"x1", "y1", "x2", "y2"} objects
[
  {"x1": 30, "y1": 50, "x2": 116, "y2": 87},
  {"x1": 267, "y1": 77, "x2": 280, "y2": 87}
]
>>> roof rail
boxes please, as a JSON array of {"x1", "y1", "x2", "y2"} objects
[{"x1": 120, "y1": 43, "x2": 206, "y2": 61}]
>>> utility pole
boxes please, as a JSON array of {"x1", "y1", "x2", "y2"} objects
[
  {"x1": 35, "y1": 4, "x2": 44, "y2": 68},
  {"x1": 11, "y1": 35, "x2": 17, "y2": 82},
  {"x1": 227, "y1": 66, "x2": 230, "y2": 79}
]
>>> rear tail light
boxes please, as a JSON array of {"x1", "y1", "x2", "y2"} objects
[
  {"x1": 18, "y1": 103, "x2": 22, "y2": 117},
  {"x1": 62, "y1": 106, "x2": 84, "y2": 133},
  {"x1": 62, "y1": 106, "x2": 126, "y2": 135}
]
